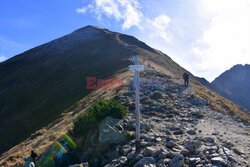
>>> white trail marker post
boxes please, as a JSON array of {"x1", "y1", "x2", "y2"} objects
[{"x1": 128, "y1": 55, "x2": 144, "y2": 153}]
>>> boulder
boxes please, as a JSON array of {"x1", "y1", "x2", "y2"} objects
[
  {"x1": 185, "y1": 141, "x2": 200, "y2": 153},
  {"x1": 152, "y1": 148, "x2": 167, "y2": 159},
  {"x1": 168, "y1": 154, "x2": 184, "y2": 167},
  {"x1": 143, "y1": 147, "x2": 156, "y2": 156},
  {"x1": 166, "y1": 141, "x2": 175, "y2": 149},
  {"x1": 211, "y1": 157, "x2": 226, "y2": 166},
  {"x1": 186, "y1": 130, "x2": 196, "y2": 135},
  {"x1": 98, "y1": 116, "x2": 127, "y2": 144},
  {"x1": 203, "y1": 137, "x2": 214, "y2": 143}
]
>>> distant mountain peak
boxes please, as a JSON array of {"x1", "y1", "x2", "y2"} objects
[
  {"x1": 73, "y1": 25, "x2": 102, "y2": 33},
  {"x1": 230, "y1": 64, "x2": 244, "y2": 71},
  {"x1": 212, "y1": 64, "x2": 250, "y2": 112}
]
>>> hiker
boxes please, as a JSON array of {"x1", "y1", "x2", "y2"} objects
[{"x1": 183, "y1": 72, "x2": 189, "y2": 87}]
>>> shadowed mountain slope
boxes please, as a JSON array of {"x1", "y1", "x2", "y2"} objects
[{"x1": 0, "y1": 26, "x2": 134, "y2": 154}]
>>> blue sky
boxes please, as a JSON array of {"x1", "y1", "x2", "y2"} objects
[{"x1": 1, "y1": 0, "x2": 250, "y2": 81}]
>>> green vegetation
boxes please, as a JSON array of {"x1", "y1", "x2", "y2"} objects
[{"x1": 73, "y1": 99, "x2": 127, "y2": 137}]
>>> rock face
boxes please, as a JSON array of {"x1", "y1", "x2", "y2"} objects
[
  {"x1": 212, "y1": 64, "x2": 250, "y2": 112},
  {"x1": 98, "y1": 116, "x2": 127, "y2": 144}
]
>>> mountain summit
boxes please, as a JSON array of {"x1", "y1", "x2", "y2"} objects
[{"x1": 0, "y1": 25, "x2": 183, "y2": 154}]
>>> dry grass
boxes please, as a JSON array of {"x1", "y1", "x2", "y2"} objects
[
  {"x1": 0, "y1": 70, "x2": 129, "y2": 167},
  {"x1": 193, "y1": 84, "x2": 250, "y2": 123}
]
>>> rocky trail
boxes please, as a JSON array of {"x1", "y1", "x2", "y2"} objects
[
  {"x1": 77, "y1": 69, "x2": 250, "y2": 167},
  {"x1": 15, "y1": 69, "x2": 249, "y2": 167}
]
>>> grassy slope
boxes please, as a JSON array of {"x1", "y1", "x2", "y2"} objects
[{"x1": 0, "y1": 29, "x2": 132, "y2": 154}]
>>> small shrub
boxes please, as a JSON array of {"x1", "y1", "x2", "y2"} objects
[{"x1": 73, "y1": 99, "x2": 127, "y2": 137}]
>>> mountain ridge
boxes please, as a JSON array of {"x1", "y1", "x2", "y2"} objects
[{"x1": 0, "y1": 26, "x2": 249, "y2": 166}]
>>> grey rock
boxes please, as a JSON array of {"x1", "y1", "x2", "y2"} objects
[
  {"x1": 127, "y1": 152, "x2": 135, "y2": 160},
  {"x1": 189, "y1": 157, "x2": 201, "y2": 164},
  {"x1": 186, "y1": 130, "x2": 196, "y2": 135},
  {"x1": 185, "y1": 141, "x2": 200, "y2": 153},
  {"x1": 228, "y1": 156, "x2": 236, "y2": 163},
  {"x1": 134, "y1": 157, "x2": 156, "y2": 167},
  {"x1": 98, "y1": 116, "x2": 127, "y2": 144},
  {"x1": 157, "y1": 158, "x2": 171, "y2": 165},
  {"x1": 180, "y1": 149, "x2": 189, "y2": 156},
  {"x1": 203, "y1": 137, "x2": 214, "y2": 143},
  {"x1": 166, "y1": 141, "x2": 175, "y2": 149},
  {"x1": 211, "y1": 157, "x2": 226, "y2": 166},
  {"x1": 121, "y1": 144, "x2": 132, "y2": 156},
  {"x1": 143, "y1": 147, "x2": 156, "y2": 156},
  {"x1": 165, "y1": 130, "x2": 171, "y2": 135},
  {"x1": 141, "y1": 122, "x2": 151, "y2": 131},
  {"x1": 173, "y1": 130, "x2": 184, "y2": 135},
  {"x1": 153, "y1": 148, "x2": 167, "y2": 159},
  {"x1": 168, "y1": 154, "x2": 184, "y2": 167},
  {"x1": 126, "y1": 120, "x2": 150, "y2": 131},
  {"x1": 233, "y1": 147, "x2": 244, "y2": 155},
  {"x1": 118, "y1": 156, "x2": 128, "y2": 164},
  {"x1": 135, "y1": 153, "x2": 143, "y2": 161},
  {"x1": 155, "y1": 137, "x2": 162, "y2": 142},
  {"x1": 165, "y1": 152, "x2": 175, "y2": 159},
  {"x1": 168, "y1": 126, "x2": 180, "y2": 131}
]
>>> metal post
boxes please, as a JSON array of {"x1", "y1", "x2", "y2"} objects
[{"x1": 135, "y1": 55, "x2": 141, "y2": 153}]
